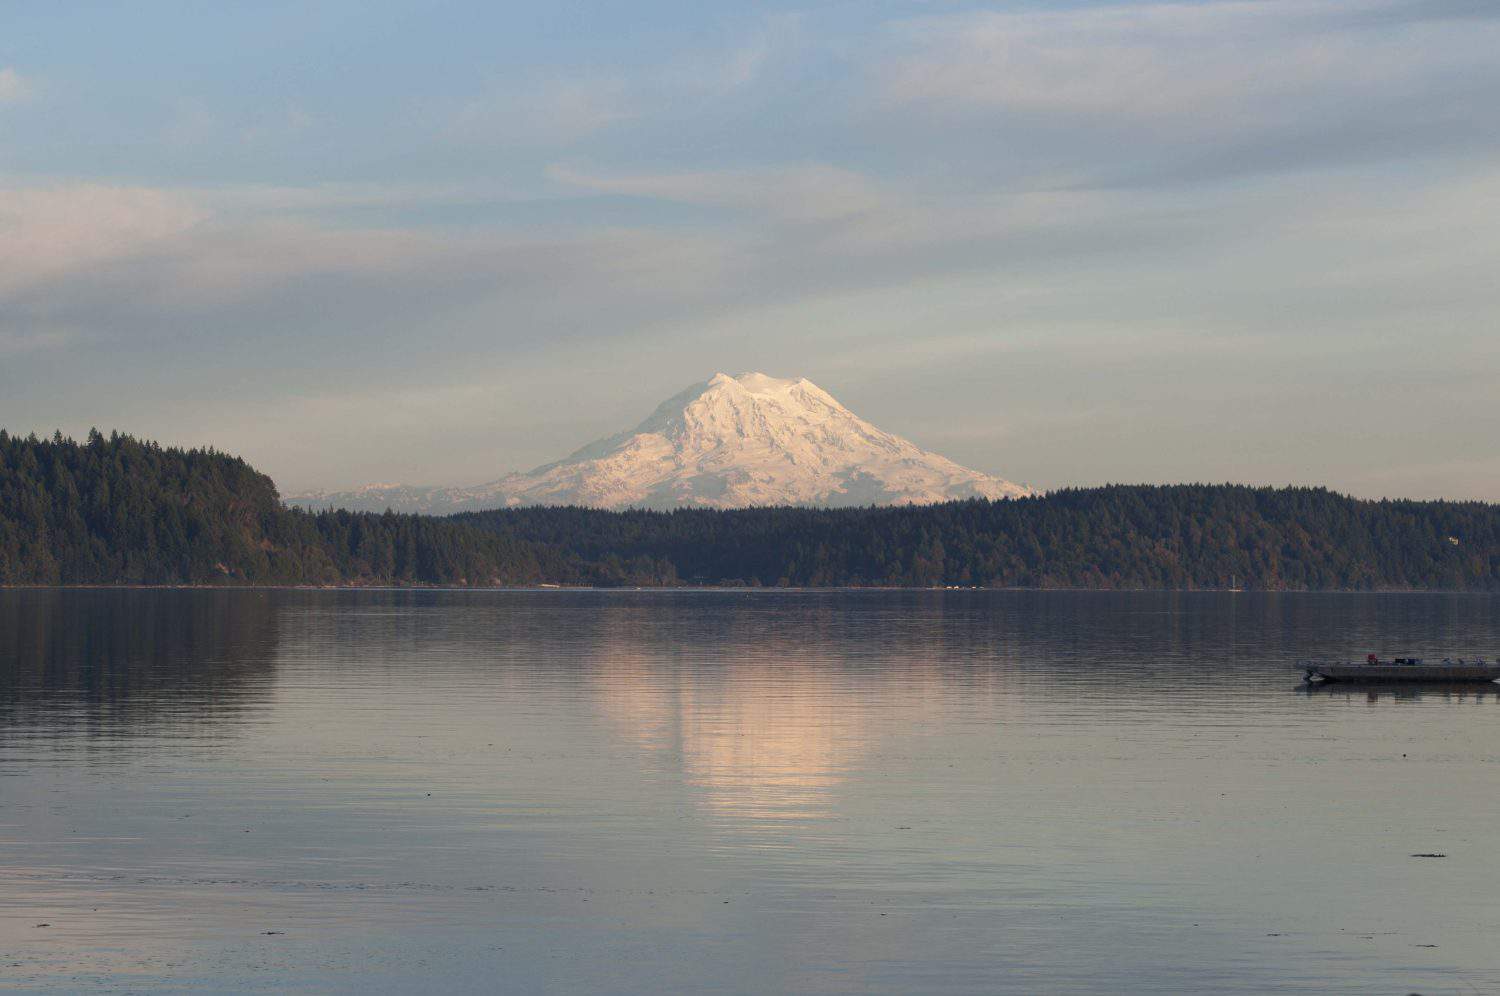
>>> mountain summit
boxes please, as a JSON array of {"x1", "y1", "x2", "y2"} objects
[{"x1": 289, "y1": 373, "x2": 1032, "y2": 512}]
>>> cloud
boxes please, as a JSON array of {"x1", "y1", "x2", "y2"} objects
[
  {"x1": 448, "y1": 14, "x2": 801, "y2": 150},
  {"x1": 0, "y1": 180, "x2": 741, "y2": 363},
  {"x1": 659, "y1": 12, "x2": 804, "y2": 97},
  {"x1": 547, "y1": 159, "x2": 1189, "y2": 279},
  {"x1": 875, "y1": 0, "x2": 1500, "y2": 183},
  {"x1": 881, "y1": 2, "x2": 1375, "y2": 119},
  {"x1": 5, "y1": 163, "x2": 1493, "y2": 390},
  {"x1": 0, "y1": 185, "x2": 207, "y2": 296},
  {"x1": 162, "y1": 97, "x2": 320, "y2": 150},
  {"x1": 451, "y1": 75, "x2": 633, "y2": 146},
  {"x1": 238, "y1": 104, "x2": 316, "y2": 146},
  {"x1": 1350, "y1": 0, "x2": 1500, "y2": 26},
  {"x1": 548, "y1": 162, "x2": 887, "y2": 223},
  {"x1": 0, "y1": 327, "x2": 75, "y2": 357},
  {"x1": 0, "y1": 67, "x2": 31, "y2": 103}
]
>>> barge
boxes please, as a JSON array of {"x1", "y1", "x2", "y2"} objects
[{"x1": 1303, "y1": 655, "x2": 1500, "y2": 683}]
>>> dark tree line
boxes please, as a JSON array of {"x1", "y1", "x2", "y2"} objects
[
  {"x1": 3, "y1": 431, "x2": 1496, "y2": 589},
  {"x1": 457, "y1": 486, "x2": 1500, "y2": 591},
  {"x1": 0, "y1": 431, "x2": 675, "y2": 586}
]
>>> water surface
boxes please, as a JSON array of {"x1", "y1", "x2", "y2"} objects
[{"x1": 2, "y1": 589, "x2": 1498, "y2": 993}]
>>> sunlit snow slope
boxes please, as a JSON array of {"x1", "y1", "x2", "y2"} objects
[{"x1": 288, "y1": 373, "x2": 1032, "y2": 512}]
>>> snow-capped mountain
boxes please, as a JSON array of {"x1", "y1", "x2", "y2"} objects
[{"x1": 286, "y1": 372, "x2": 1032, "y2": 513}]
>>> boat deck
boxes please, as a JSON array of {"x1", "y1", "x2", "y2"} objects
[{"x1": 1304, "y1": 660, "x2": 1500, "y2": 683}]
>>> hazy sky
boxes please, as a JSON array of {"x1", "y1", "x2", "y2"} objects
[{"x1": 2, "y1": 1, "x2": 1497, "y2": 498}]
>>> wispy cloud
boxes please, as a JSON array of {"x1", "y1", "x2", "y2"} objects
[
  {"x1": 163, "y1": 97, "x2": 319, "y2": 150},
  {"x1": 0, "y1": 327, "x2": 75, "y2": 357},
  {"x1": 0, "y1": 185, "x2": 206, "y2": 296},
  {"x1": 451, "y1": 75, "x2": 633, "y2": 146},
  {"x1": 1348, "y1": 0, "x2": 1500, "y2": 27},
  {"x1": 875, "y1": 0, "x2": 1500, "y2": 183},
  {"x1": 549, "y1": 162, "x2": 886, "y2": 223},
  {"x1": 449, "y1": 13, "x2": 801, "y2": 150},
  {"x1": 660, "y1": 12, "x2": 804, "y2": 97},
  {"x1": 0, "y1": 180, "x2": 739, "y2": 356},
  {"x1": 0, "y1": 67, "x2": 31, "y2": 103},
  {"x1": 881, "y1": 2, "x2": 1392, "y2": 119}
]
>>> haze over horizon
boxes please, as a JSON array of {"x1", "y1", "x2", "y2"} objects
[{"x1": 3, "y1": 1, "x2": 1498, "y2": 501}]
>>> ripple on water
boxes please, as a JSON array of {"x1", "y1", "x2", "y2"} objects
[{"x1": 0, "y1": 588, "x2": 1497, "y2": 993}]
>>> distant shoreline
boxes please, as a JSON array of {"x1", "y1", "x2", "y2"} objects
[
  {"x1": 2, "y1": 584, "x2": 1493, "y2": 595},
  {"x1": 6, "y1": 434, "x2": 1496, "y2": 591}
]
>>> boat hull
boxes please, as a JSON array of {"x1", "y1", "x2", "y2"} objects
[{"x1": 1311, "y1": 664, "x2": 1500, "y2": 683}]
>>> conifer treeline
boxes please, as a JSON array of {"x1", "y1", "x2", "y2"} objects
[
  {"x1": 0, "y1": 431, "x2": 654, "y2": 586},
  {"x1": 2, "y1": 431, "x2": 1496, "y2": 589},
  {"x1": 457, "y1": 486, "x2": 1500, "y2": 590}
]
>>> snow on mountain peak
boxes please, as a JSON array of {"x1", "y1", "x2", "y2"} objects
[{"x1": 286, "y1": 373, "x2": 1033, "y2": 513}]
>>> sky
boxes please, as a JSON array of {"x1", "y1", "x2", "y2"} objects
[{"x1": 2, "y1": 0, "x2": 1498, "y2": 499}]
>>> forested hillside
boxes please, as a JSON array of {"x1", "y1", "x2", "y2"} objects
[
  {"x1": 458, "y1": 487, "x2": 1500, "y2": 590},
  {"x1": 3, "y1": 431, "x2": 1496, "y2": 589},
  {"x1": 0, "y1": 431, "x2": 667, "y2": 586}
]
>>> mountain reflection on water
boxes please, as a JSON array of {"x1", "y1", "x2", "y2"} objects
[{"x1": 1, "y1": 589, "x2": 1498, "y2": 994}]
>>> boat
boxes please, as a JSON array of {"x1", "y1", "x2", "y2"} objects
[{"x1": 1303, "y1": 654, "x2": 1500, "y2": 683}]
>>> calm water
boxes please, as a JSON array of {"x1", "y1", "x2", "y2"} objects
[{"x1": 1, "y1": 589, "x2": 1498, "y2": 994}]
